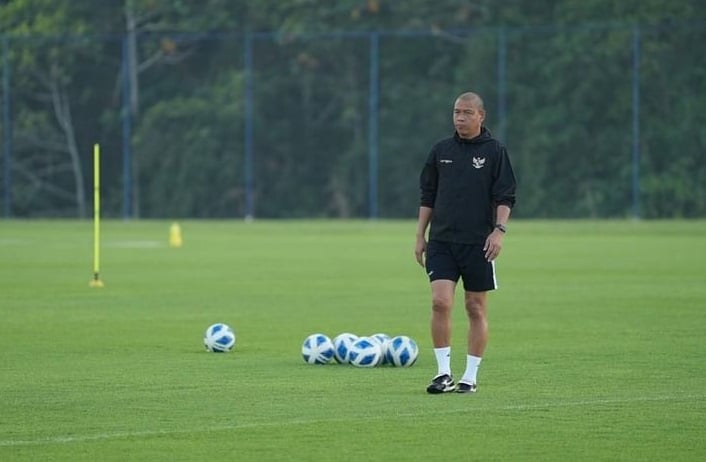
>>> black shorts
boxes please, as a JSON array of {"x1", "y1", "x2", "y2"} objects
[{"x1": 425, "y1": 240, "x2": 498, "y2": 292}]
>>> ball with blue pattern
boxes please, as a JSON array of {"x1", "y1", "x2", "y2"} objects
[
  {"x1": 333, "y1": 332, "x2": 359, "y2": 364},
  {"x1": 349, "y1": 336, "x2": 383, "y2": 368},
  {"x1": 370, "y1": 333, "x2": 391, "y2": 365},
  {"x1": 302, "y1": 333, "x2": 335, "y2": 364},
  {"x1": 204, "y1": 323, "x2": 236, "y2": 353},
  {"x1": 385, "y1": 335, "x2": 419, "y2": 367}
]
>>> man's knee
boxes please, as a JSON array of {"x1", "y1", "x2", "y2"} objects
[
  {"x1": 464, "y1": 293, "x2": 487, "y2": 319},
  {"x1": 432, "y1": 293, "x2": 454, "y2": 313}
]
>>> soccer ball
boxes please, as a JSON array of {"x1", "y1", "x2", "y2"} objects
[
  {"x1": 203, "y1": 323, "x2": 236, "y2": 353},
  {"x1": 301, "y1": 333, "x2": 335, "y2": 364},
  {"x1": 348, "y1": 337, "x2": 382, "y2": 368},
  {"x1": 332, "y1": 332, "x2": 359, "y2": 364},
  {"x1": 386, "y1": 335, "x2": 419, "y2": 367},
  {"x1": 370, "y1": 333, "x2": 391, "y2": 365}
]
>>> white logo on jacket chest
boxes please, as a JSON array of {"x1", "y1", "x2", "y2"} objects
[{"x1": 472, "y1": 157, "x2": 486, "y2": 169}]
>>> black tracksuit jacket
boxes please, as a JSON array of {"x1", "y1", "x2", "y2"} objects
[{"x1": 419, "y1": 127, "x2": 517, "y2": 245}]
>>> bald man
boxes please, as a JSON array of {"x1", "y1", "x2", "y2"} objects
[{"x1": 415, "y1": 92, "x2": 517, "y2": 394}]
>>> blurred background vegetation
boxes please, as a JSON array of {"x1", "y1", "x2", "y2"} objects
[{"x1": 1, "y1": 0, "x2": 705, "y2": 219}]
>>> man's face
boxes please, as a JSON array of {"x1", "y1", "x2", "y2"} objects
[{"x1": 453, "y1": 98, "x2": 485, "y2": 139}]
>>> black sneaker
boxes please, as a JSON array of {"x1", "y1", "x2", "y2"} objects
[
  {"x1": 455, "y1": 381, "x2": 477, "y2": 394},
  {"x1": 426, "y1": 374, "x2": 455, "y2": 394}
]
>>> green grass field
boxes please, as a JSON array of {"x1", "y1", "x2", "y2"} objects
[{"x1": 1, "y1": 219, "x2": 704, "y2": 461}]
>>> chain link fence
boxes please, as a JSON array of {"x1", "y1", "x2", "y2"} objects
[{"x1": 2, "y1": 23, "x2": 705, "y2": 219}]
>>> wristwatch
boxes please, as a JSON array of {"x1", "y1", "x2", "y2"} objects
[{"x1": 495, "y1": 224, "x2": 507, "y2": 233}]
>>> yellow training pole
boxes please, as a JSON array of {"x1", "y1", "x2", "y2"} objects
[{"x1": 89, "y1": 143, "x2": 104, "y2": 288}]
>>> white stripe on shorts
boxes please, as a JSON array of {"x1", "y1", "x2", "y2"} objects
[{"x1": 491, "y1": 260, "x2": 498, "y2": 289}]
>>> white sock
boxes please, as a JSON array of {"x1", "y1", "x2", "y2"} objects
[
  {"x1": 434, "y1": 347, "x2": 451, "y2": 377},
  {"x1": 460, "y1": 355, "x2": 482, "y2": 384}
]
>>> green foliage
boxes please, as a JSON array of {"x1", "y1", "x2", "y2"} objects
[
  {"x1": 0, "y1": 219, "x2": 705, "y2": 460},
  {"x1": 500, "y1": 26, "x2": 639, "y2": 217},
  {"x1": 1, "y1": 0, "x2": 121, "y2": 217},
  {"x1": 639, "y1": 26, "x2": 706, "y2": 217},
  {"x1": 134, "y1": 72, "x2": 244, "y2": 218},
  {"x1": 2, "y1": 1, "x2": 706, "y2": 218}
]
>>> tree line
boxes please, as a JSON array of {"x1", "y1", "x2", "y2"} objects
[{"x1": 1, "y1": 0, "x2": 705, "y2": 219}]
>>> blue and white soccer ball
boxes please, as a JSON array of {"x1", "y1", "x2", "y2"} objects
[
  {"x1": 349, "y1": 337, "x2": 383, "y2": 368},
  {"x1": 370, "y1": 333, "x2": 391, "y2": 365},
  {"x1": 302, "y1": 333, "x2": 335, "y2": 365},
  {"x1": 204, "y1": 323, "x2": 236, "y2": 353},
  {"x1": 333, "y1": 332, "x2": 359, "y2": 364},
  {"x1": 386, "y1": 335, "x2": 419, "y2": 367}
]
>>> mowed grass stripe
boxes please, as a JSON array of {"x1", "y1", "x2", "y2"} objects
[{"x1": 1, "y1": 393, "x2": 701, "y2": 447}]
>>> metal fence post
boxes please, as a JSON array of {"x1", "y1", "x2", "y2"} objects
[
  {"x1": 121, "y1": 36, "x2": 133, "y2": 219},
  {"x1": 2, "y1": 35, "x2": 12, "y2": 218},
  {"x1": 368, "y1": 31, "x2": 379, "y2": 219},
  {"x1": 497, "y1": 26, "x2": 507, "y2": 142},
  {"x1": 244, "y1": 33, "x2": 254, "y2": 220},
  {"x1": 631, "y1": 25, "x2": 641, "y2": 219}
]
